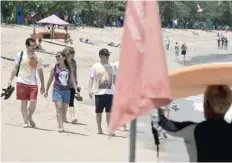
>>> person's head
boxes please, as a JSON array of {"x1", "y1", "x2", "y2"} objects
[
  {"x1": 55, "y1": 51, "x2": 72, "y2": 74},
  {"x1": 55, "y1": 51, "x2": 63, "y2": 63},
  {"x1": 203, "y1": 85, "x2": 232, "y2": 119},
  {"x1": 26, "y1": 38, "x2": 36, "y2": 53},
  {"x1": 62, "y1": 47, "x2": 75, "y2": 61},
  {"x1": 99, "y1": 48, "x2": 110, "y2": 64},
  {"x1": 38, "y1": 39, "x2": 42, "y2": 43},
  {"x1": 176, "y1": 42, "x2": 178, "y2": 44}
]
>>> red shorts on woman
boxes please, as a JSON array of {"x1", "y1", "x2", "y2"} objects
[{"x1": 16, "y1": 82, "x2": 38, "y2": 100}]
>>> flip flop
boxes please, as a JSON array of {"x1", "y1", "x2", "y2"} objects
[
  {"x1": 71, "y1": 119, "x2": 78, "y2": 124},
  {"x1": 1, "y1": 92, "x2": 6, "y2": 97},
  {"x1": 75, "y1": 95, "x2": 83, "y2": 101},
  {"x1": 4, "y1": 86, "x2": 15, "y2": 100},
  {"x1": 77, "y1": 86, "x2": 81, "y2": 93}
]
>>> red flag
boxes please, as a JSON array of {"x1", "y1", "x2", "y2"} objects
[
  {"x1": 197, "y1": 4, "x2": 203, "y2": 13},
  {"x1": 108, "y1": 0, "x2": 172, "y2": 135}
]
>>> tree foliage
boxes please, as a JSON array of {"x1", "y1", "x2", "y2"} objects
[{"x1": 1, "y1": 1, "x2": 232, "y2": 26}]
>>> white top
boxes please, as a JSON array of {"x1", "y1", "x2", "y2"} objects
[
  {"x1": 89, "y1": 62, "x2": 116, "y2": 95},
  {"x1": 14, "y1": 50, "x2": 43, "y2": 85}
]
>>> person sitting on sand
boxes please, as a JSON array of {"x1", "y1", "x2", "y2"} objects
[
  {"x1": 79, "y1": 38, "x2": 97, "y2": 45},
  {"x1": 157, "y1": 85, "x2": 232, "y2": 162},
  {"x1": 108, "y1": 42, "x2": 121, "y2": 48}
]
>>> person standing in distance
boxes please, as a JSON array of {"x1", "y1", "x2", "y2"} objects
[
  {"x1": 88, "y1": 48, "x2": 116, "y2": 134},
  {"x1": 8, "y1": 38, "x2": 45, "y2": 128}
]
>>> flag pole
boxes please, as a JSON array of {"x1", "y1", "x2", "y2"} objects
[{"x1": 129, "y1": 119, "x2": 137, "y2": 162}]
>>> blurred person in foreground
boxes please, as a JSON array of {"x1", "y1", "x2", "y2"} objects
[
  {"x1": 156, "y1": 85, "x2": 232, "y2": 162},
  {"x1": 151, "y1": 102, "x2": 179, "y2": 139}
]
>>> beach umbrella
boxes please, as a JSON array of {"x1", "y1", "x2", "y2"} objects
[
  {"x1": 37, "y1": 14, "x2": 69, "y2": 25},
  {"x1": 36, "y1": 14, "x2": 69, "y2": 40}
]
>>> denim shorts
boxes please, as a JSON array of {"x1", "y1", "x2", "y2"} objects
[{"x1": 52, "y1": 88, "x2": 70, "y2": 104}]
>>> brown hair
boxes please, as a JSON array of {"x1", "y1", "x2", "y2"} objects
[
  {"x1": 62, "y1": 47, "x2": 75, "y2": 59},
  {"x1": 204, "y1": 85, "x2": 232, "y2": 115},
  {"x1": 60, "y1": 51, "x2": 72, "y2": 78}
]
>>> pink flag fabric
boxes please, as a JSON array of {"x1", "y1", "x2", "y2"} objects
[
  {"x1": 108, "y1": 0, "x2": 172, "y2": 135},
  {"x1": 197, "y1": 4, "x2": 203, "y2": 13}
]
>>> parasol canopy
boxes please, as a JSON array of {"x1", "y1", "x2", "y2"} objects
[{"x1": 37, "y1": 14, "x2": 69, "y2": 25}]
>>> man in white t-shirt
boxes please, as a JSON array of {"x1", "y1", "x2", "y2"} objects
[
  {"x1": 8, "y1": 38, "x2": 45, "y2": 128},
  {"x1": 88, "y1": 48, "x2": 116, "y2": 134}
]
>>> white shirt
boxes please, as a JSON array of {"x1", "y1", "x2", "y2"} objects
[
  {"x1": 89, "y1": 62, "x2": 116, "y2": 95},
  {"x1": 14, "y1": 50, "x2": 43, "y2": 85}
]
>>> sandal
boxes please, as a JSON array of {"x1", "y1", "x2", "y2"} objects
[
  {"x1": 75, "y1": 95, "x2": 83, "y2": 101},
  {"x1": 4, "y1": 86, "x2": 15, "y2": 100},
  {"x1": 1, "y1": 85, "x2": 15, "y2": 100}
]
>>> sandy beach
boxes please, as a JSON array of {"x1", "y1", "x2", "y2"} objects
[{"x1": 1, "y1": 25, "x2": 232, "y2": 162}]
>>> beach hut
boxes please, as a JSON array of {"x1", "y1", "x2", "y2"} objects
[{"x1": 31, "y1": 14, "x2": 70, "y2": 40}]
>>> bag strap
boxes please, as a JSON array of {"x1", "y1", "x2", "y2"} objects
[{"x1": 16, "y1": 51, "x2": 24, "y2": 77}]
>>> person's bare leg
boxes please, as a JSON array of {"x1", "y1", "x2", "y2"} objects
[
  {"x1": 55, "y1": 101, "x2": 64, "y2": 132},
  {"x1": 96, "y1": 113, "x2": 103, "y2": 134},
  {"x1": 69, "y1": 107, "x2": 77, "y2": 123},
  {"x1": 28, "y1": 100, "x2": 37, "y2": 128},
  {"x1": 21, "y1": 100, "x2": 29, "y2": 127},
  {"x1": 63, "y1": 106, "x2": 68, "y2": 122},
  {"x1": 106, "y1": 112, "x2": 110, "y2": 127},
  {"x1": 63, "y1": 103, "x2": 69, "y2": 127},
  {"x1": 164, "y1": 109, "x2": 170, "y2": 119}
]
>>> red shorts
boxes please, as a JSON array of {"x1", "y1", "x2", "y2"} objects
[{"x1": 16, "y1": 82, "x2": 38, "y2": 100}]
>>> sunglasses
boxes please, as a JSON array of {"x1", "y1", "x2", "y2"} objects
[
  {"x1": 55, "y1": 55, "x2": 61, "y2": 59},
  {"x1": 101, "y1": 53, "x2": 110, "y2": 56},
  {"x1": 29, "y1": 44, "x2": 37, "y2": 49}
]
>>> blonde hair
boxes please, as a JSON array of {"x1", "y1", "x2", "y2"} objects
[
  {"x1": 62, "y1": 47, "x2": 75, "y2": 58},
  {"x1": 204, "y1": 85, "x2": 232, "y2": 114}
]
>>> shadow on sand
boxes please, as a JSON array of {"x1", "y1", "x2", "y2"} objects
[
  {"x1": 65, "y1": 121, "x2": 87, "y2": 126},
  {"x1": 177, "y1": 53, "x2": 232, "y2": 66},
  {"x1": 5, "y1": 123, "x2": 52, "y2": 132},
  {"x1": 64, "y1": 130, "x2": 88, "y2": 136},
  {"x1": 5, "y1": 123, "x2": 89, "y2": 136}
]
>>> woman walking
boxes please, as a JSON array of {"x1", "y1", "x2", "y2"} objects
[
  {"x1": 63, "y1": 47, "x2": 80, "y2": 123},
  {"x1": 44, "y1": 51, "x2": 78, "y2": 132}
]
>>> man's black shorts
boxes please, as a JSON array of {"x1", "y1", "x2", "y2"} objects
[{"x1": 95, "y1": 94, "x2": 113, "y2": 113}]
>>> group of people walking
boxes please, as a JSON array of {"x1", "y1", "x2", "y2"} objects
[
  {"x1": 165, "y1": 37, "x2": 188, "y2": 63},
  {"x1": 217, "y1": 32, "x2": 229, "y2": 50},
  {"x1": 8, "y1": 38, "x2": 80, "y2": 132},
  {"x1": 7, "y1": 37, "x2": 122, "y2": 134}
]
